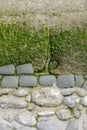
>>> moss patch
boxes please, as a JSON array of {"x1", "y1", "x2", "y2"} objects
[
  {"x1": 49, "y1": 27, "x2": 87, "y2": 74},
  {"x1": 0, "y1": 23, "x2": 49, "y2": 72}
]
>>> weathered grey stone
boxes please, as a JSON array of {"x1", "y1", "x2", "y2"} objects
[
  {"x1": 82, "y1": 115, "x2": 87, "y2": 130},
  {"x1": 2, "y1": 76, "x2": 18, "y2": 88},
  {"x1": 0, "y1": 95, "x2": 27, "y2": 109},
  {"x1": 63, "y1": 96, "x2": 80, "y2": 108},
  {"x1": 61, "y1": 88, "x2": 75, "y2": 96},
  {"x1": 15, "y1": 111, "x2": 36, "y2": 127},
  {"x1": 73, "y1": 109, "x2": 81, "y2": 119},
  {"x1": 38, "y1": 111, "x2": 55, "y2": 116},
  {"x1": 0, "y1": 64, "x2": 15, "y2": 75},
  {"x1": 83, "y1": 81, "x2": 87, "y2": 90},
  {"x1": 32, "y1": 87, "x2": 63, "y2": 107},
  {"x1": 81, "y1": 96, "x2": 87, "y2": 107},
  {"x1": 27, "y1": 103, "x2": 35, "y2": 111},
  {"x1": 39, "y1": 75, "x2": 56, "y2": 86},
  {"x1": 65, "y1": 120, "x2": 79, "y2": 130},
  {"x1": 84, "y1": 75, "x2": 87, "y2": 79},
  {"x1": 17, "y1": 127, "x2": 37, "y2": 130},
  {"x1": 14, "y1": 88, "x2": 29, "y2": 97},
  {"x1": 19, "y1": 76, "x2": 37, "y2": 87},
  {"x1": 25, "y1": 95, "x2": 31, "y2": 102},
  {"x1": 0, "y1": 89, "x2": 10, "y2": 96},
  {"x1": 56, "y1": 108, "x2": 72, "y2": 121},
  {"x1": 75, "y1": 75, "x2": 84, "y2": 87},
  {"x1": 57, "y1": 75, "x2": 75, "y2": 88},
  {"x1": 17, "y1": 63, "x2": 34, "y2": 74},
  {"x1": 76, "y1": 88, "x2": 87, "y2": 97},
  {"x1": 76, "y1": 104, "x2": 83, "y2": 111},
  {"x1": 37, "y1": 119, "x2": 62, "y2": 130},
  {"x1": 0, "y1": 123, "x2": 12, "y2": 130}
]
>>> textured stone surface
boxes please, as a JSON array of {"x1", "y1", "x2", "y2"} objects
[
  {"x1": 76, "y1": 88, "x2": 87, "y2": 97},
  {"x1": 25, "y1": 95, "x2": 31, "y2": 102},
  {"x1": 57, "y1": 75, "x2": 75, "y2": 88},
  {"x1": 0, "y1": 64, "x2": 15, "y2": 75},
  {"x1": 0, "y1": 95, "x2": 27, "y2": 109},
  {"x1": 17, "y1": 64, "x2": 34, "y2": 74},
  {"x1": 82, "y1": 115, "x2": 87, "y2": 130},
  {"x1": 61, "y1": 88, "x2": 75, "y2": 96},
  {"x1": 0, "y1": 89, "x2": 10, "y2": 96},
  {"x1": 38, "y1": 111, "x2": 55, "y2": 116},
  {"x1": 32, "y1": 87, "x2": 63, "y2": 107},
  {"x1": 19, "y1": 76, "x2": 37, "y2": 87},
  {"x1": 2, "y1": 76, "x2": 18, "y2": 88},
  {"x1": 75, "y1": 75, "x2": 84, "y2": 87},
  {"x1": 17, "y1": 127, "x2": 37, "y2": 130},
  {"x1": 73, "y1": 109, "x2": 81, "y2": 119},
  {"x1": 81, "y1": 96, "x2": 87, "y2": 107},
  {"x1": 15, "y1": 111, "x2": 36, "y2": 126},
  {"x1": 63, "y1": 96, "x2": 80, "y2": 108},
  {"x1": 56, "y1": 108, "x2": 72, "y2": 121},
  {"x1": 14, "y1": 88, "x2": 29, "y2": 97},
  {"x1": 0, "y1": 123, "x2": 12, "y2": 130},
  {"x1": 37, "y1": 119, "x2": 62, "y2": 130},
  {"x1": 83, "y1": 81, "x2": 87, "y2": 90},
  {"x1": 39, "y1": 75, "x2": 56, "y2": 86},
  {"x1": 65, "y1": 120, "x2": 79, "y2": 130}
]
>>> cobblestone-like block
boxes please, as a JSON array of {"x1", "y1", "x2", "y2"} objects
[
  {"x1": 19, "y1": 76, "x2": 37, "y2": 87},
  {"x1": 0, "y1": 64, "x2": 15, "y2": 75},
  {"x1": 39, "y1": 75, "x2": 56, "y2": 86},
  {"x1": 17, "y1": 64, "x2": 34, "y2": 74},
  {"x1": 57, "y1": 75, "x2": 75, "y2": 88},
  {"x1": 2, "y1": 76, "x2": 18, "y2": 88},
  {"x1": 75, "y1": 75, "x2": 84, "y2": 87}
]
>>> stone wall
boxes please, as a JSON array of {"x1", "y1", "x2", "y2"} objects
[
  {"x1": 0, "y1": 64, "x2": 87, "y2": 88},
  {"x1": 0, "y1": 0, "x2": 87, "y2": 29},
  {"x1": 0, "y1": 64, "x2": 87, "y2": 129}
]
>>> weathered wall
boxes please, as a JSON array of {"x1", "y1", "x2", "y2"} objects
[{"x1": 0, "y1": 0, "x2": 87, "y2": 29}]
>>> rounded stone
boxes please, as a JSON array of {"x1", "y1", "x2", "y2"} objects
[
  {"x1": 15, "y1": 111, "x2": 36, "y2": 127},
  {"x1": 37, "y1": 119, "x2": 62, "y2": 130},
  {"x1": 76, "y1": 88, "x2": 87, "y2": 97},
  {"x1": 60, "y1": 88, "x2": 75, "y2": 96},
  {"x1": 38, "y1": 111, "x2": 55, "y2": 116},
  {"x1": 65, "y1": 120, "x2": 79, "y2": 130},
  {"x1": 73, "y1": 109, "x2": 81, "y2": 119},
  {"x1": 0, "y1": 95, "x2": 27, "y2": 109},
  {"x1": 63, "y1": 96, "x2": 80, "y2": 108},
  {"x1": 32, "y1": 87, "x2": 63, "y2": 107},
  {"x1": 81, "y1": 96, "x2": 87, "y2": 107},
  {"x1": 56, "y1": 108, "x2": 72, "y2": 121},
  {"x1": 14, "y1": 88, "x2": 29, "y2": 97},
  {"x1": 26, "y1": 95, "x2": 31, "y2": 102}
]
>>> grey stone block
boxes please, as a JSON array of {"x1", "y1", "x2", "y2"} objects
[
  {"x1": 0, "y1": 64, "x2": 15, "y2": 75},
  {"x1": 17, "y1": 64, "x2": 34, "y2": 74},
  {"x1": 84, "y1": 75, "x2": 87, "y2": 79},
  {"x1": 19, "y1": 76, "x2": 37, "y2": 87},
  {"x1": 57, "y1": 75, "x2": 75, "y2": 88},
  {"x1": 39, "y1": 75, "x2": 56, "y2": 86},
  {"x1": 2, "y1": 76, "x2": 18, "y2": 88},
  {"x1": 75, "y1": 75, "x2": 84, "y2": 87}
]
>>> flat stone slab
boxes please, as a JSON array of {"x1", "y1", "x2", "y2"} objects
[
  {"x1": 17, "y1": 64, "x2": 34, "y2": 74},
  {"x1": 75, "y1": 75, "x2": 84, "y2": 87},
  {"x1": 39, "y1": 75, "x2": 56, "y2": 86},
  {"x1": 0, "y1": 64, "x2": 15, "y2": 75},
  {"x1": 37, "y1": 119, "x2": 62, "y2": 130},
  {"x1": 19, "y1": 76, "x2": 37, "y2": 87},
  {"x1": 15, "y1": 111, "x2": 36, "y2": 127},
  {"x1": 65, "y1": 120, "x2": 79, "y2": 130},
  {"x1": 32, "y1": 87, "x2": 63, "y2": 107},
  {"x1": 2, "y1": 76, "x2": 18, "y2": 88},
  {"x1": 0, "y1": 95, "x2": 27, "y2": 109},
  {"x1": 57, "y1": 75, "x2": 75, "y2": 88}
]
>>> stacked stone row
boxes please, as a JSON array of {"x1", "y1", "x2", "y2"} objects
[{"x1": 0, "y1": 64, "x2": 87, "y2": 88}]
